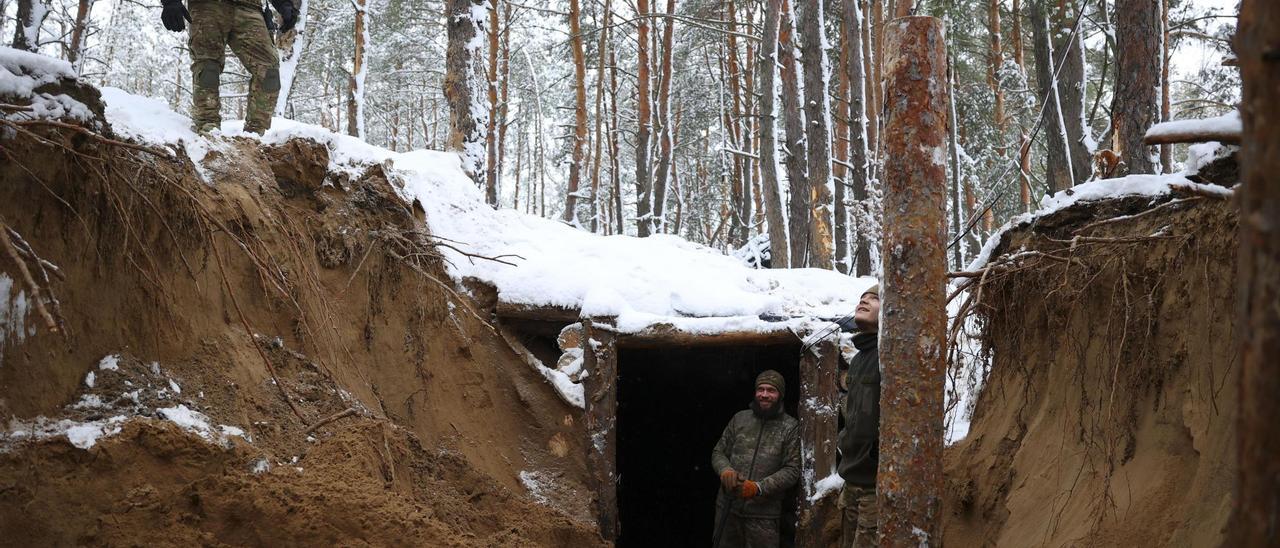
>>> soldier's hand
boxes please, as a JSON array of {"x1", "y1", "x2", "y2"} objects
[
  {"x1": 738, "y1": 480, "x2": 760, "y2": 499},
  {"x1": 160, "y1": 0, "x2": 190, "y2": 32},
  {"x1": 719, "y1": 469, "x2": 739, "y2": 491},
  {"x1": 270, "y1": 0, "x2": 297, "y2": 32}
]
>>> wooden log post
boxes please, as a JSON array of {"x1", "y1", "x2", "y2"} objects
[
  {"x1": 877, "y1": 16, "x2": 949, "y2": 546},
  {"x1": 1229, "y1": 0, "x2": 1280, "y2": 544},
  {"x1": 580, "y1": 319, "x2": 619, "y2": 541},
  {"x1": 797, "y1": 337, "x2": 841, "y2": 546}
]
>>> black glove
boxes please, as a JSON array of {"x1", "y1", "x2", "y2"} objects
[
  {"x1": 161, "y1": 0, "x2": 191, "y2": 32},
  {"x1": 269, "y1": 0, "x2": 297, "y2": 32}
]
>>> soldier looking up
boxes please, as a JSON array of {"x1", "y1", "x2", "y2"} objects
[
  {"x1": 837, "y1": 284, "x2": 881, "y2": 547},
  {"x1": 160, "y1": 0, "x2": 296, "y2": 134},
  {"x1": 711, "y1": 369, "x2": 801, "y2": 548}
]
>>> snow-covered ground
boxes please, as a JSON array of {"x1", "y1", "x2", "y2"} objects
[{"x1": 98, "y1": 89, "x2": 876, "y2": 336}]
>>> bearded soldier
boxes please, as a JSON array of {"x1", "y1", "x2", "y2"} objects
[
  {"x1": 160, "y1": 0, "x2": 296, "y2": 133},
  {"x1": 711, "y1": 370, "x2": 801, "y2": 548}
]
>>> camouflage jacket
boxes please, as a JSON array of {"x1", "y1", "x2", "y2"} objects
[
  {"x1": 711, "y1": 407, "x2": 801, "y2": 518},
  {"x1": 837, "y1": 332, "x2": 879, "y2": 487}
]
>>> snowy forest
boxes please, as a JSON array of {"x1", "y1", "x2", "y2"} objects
[{"x1": 0, "y1": 0, "x2": 1241, "y2": 273}]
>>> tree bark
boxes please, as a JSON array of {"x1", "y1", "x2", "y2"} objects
[
  {"x1": 1032, "y1": 1, "x2": 1073, "y2": 191},
  {"x1": 1159, "y1": 0, "x2": 1172, "y2": 173},
  {"x1": 445, "y1": 0, "x2": 489, "y2": 182},
  {"x1": 759, "y1": 0, "x2": 790, "y2": 268},
  {"x1": 651, "y1": 0, "x2": 676, "y2": 234},
  {"x1": 1228, "y1": 0, "x2": 1280, "y2": 544},
  {"x1": 844, "y1": 0, "x2": 871, "y2": 275},
  {"x1": 275, "y1": 0, "x2": 309, "y2": 116},
  {"x1": 67, "y1": 0, "x2": 93, "y2": 67},
  {"x1": 634, "y1": 0, "x2": 653, "y2": 236},
  {"x1": 1056, "y1": 0, "x2": 1092, "y2": 184},
  {"x1": 348, "y1": 0, "x2": 367, "y2": 139},
  {"x1": 563, "y1": 0, "x2": 588, "y2": 224},
  {"x1": 780, "y1": 0, "x2": 809, "y2": 267},
  {"x1": 485, "y1": 0, "x2": 501, "y2": 205},
  {"x1": 590, "y1": 0, "x2": 611, "y2": 233},
  {"x1": 11, "y1": 0, "x2": 47, "y2": 52},
  {"x1": 798, "y1": 0, "x2": 835, "y2": 270},
  {"x1": 1112, "y1": 0, "x2": 1160, "y2": 175},
  {"x1": 609, "y1": 50, "x2": 624, "y2": 236},
  {"x1": 878, "y1": 16, "x2": 948, "y2": 544}
]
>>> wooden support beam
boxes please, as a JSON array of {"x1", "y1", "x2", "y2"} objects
[
  {"x1": 614, "y1": 323, "x2": 799, "y2": 348},
  {"x1": 796, "y1": 338, "x2": 841, "y2": 546},
  {"x1": 878, "y1": 15, "x2": 949, "y2": 545},
  {"x1": 581, "y1": 319, "x2": 619, "y2": 541},
  {"x1": 495, "y1": 301, "x2": 582, "y2": 323}
]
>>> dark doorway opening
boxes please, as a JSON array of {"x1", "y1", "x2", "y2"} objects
[{"x1": 616, "y1": 343, "x2": 802, "y2": 547}]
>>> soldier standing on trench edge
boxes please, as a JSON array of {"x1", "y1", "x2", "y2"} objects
[
  {"x1": 160, "y1": 0, "x2": 296, "y2": 134},
  {"x1": 836, "y1": 284, "x2": 881, "y2": 547},
  {"x1": 711, "y1": 369, "x2": 801, "y2": 548}
]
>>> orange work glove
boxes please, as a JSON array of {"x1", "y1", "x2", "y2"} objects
[
  {"x1": 738, "y1": 480, "x2": 760, "y2": 499},
  {"x1": 720, "y1": 469, "x2": 739, "y2": 491}
]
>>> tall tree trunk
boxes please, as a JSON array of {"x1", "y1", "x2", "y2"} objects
[
  {"x1": 1112, "y1": 0, "x2": 1159, "y2": 175},
  {"x1": 798, "y1": 0, "x2": 835, "y2": 270},
  {"x1": 276, "y1": 0, "x2": 309, "y2": 115},
  {"x1": 878, "y1": 16, "x2": 948, "y2": 544},
  {"x1": 861, "y1": 0, "x2": 877, "y2": 168},
  {"x1": 12, "y1": 0, "x2": 48, "y2": 52},
  {"x1": 609, "y1": 51, "x2": 624, "y2": 236},
  {"x1": 779, "y1": 0, "x2": 809, "y2": 267},
  {"x1": 590, "y1": 0, "x2": 611, "y2": 233},
  {"x1": 1231, "y1": 1, "x2": 1280, "y2": 544},
  {"x1": 634, "y1": 0, "x2": 653, "y2": 236},
  {"x1": 485, "y1": 0, "x2": 501, "y2": 205},
  {"x1": 833, "y1": 38, "x2": 851, "y2": 274},
  {"x1": 1056, "y1": 0, "x2": 1092, "y2": 185},
  {"x1": 989, "y1": 0, "x2": 1005, "y2": 146},
  {"x1": 1159, "y1": 0, "x2": 1171, "y2": 173},
  {"x1": 66, "y1": 0, "x2": 93, "y2": 68},
  {"x1": 758, "y1": 0, "x2": 790, "y2": 268},
  {"x1": 497, "y1": 1, "x2": 512, "y2": 202},
  {"x1": 948, "y1": 44, "x2": 965, "y2": 270},
  {"x1": 445, "y1": 0, "x2": 490, "y2": 182},
  {"x1": 1012, "y1": 0, "x2": 1031, "y2": 210},
  {"x1": 563, "y1": 0, "x2": 588, "y2": 224},
  {"x1": 1032, "y1": 1, "x2": 1073, "y2": 191},
  {"x1": 651, "y1": 0, "x2": 676, "y2": 233},
  {"x1": 725, "y1": 0, "x2": 747, "y2": 247},
  {"x1": 844, "y1": 0, "x2": 871, "y2": 275},
  {"x1": 348, "y1": 0, "x2": 367, "y2": 139}
]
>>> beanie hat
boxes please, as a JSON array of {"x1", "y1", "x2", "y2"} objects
[
  {"x1": 755, "y1": 370, "x2": 785, "y2": 395},
  {"x1": 862, "y1": 284, "x2": 879, "y2": 298}
]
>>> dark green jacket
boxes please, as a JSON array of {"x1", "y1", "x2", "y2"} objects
[
  {"x1": 711, "y1": 407, "x2": 801, "y2": 518},
  {"x1": 837, "y1": 332, "x2": 880, "y2": 487}
]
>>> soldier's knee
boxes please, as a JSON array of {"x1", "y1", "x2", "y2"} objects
[
  {"x1": 262, "y1": 67, "x2": 281, "y2": 92},
  {"x1": 196, "y1": 60, "x2": 222, "y2": 89}
]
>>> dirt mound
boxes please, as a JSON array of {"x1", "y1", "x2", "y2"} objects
[
  {"x1": 0, "y1": 419, "x2": 596, "y2": 546},
  {"x1": 944, "y1": 189, "x2": 1238, "y2": 546},
  {"x1": 0, "y1": 118, "x2": 600, "y2": 544}
]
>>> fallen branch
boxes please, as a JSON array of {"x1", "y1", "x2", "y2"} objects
[{"x1": 305, "y1": 408, "x2": 358, "y2": 435}]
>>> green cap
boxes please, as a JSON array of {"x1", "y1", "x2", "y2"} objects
[{"x1": 755, "y1": 370, "x2": 785, "y2": 395}]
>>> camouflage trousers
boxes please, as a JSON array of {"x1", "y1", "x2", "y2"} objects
[
  {"x1": 713, "y1": 507, "x2": 779, "y2": 548},
  {"x1": 187, "y1": 0, "x2": 280, "y2": 134},
  {"x1": 839, "y1": 484, "x2": 878, "y2": 548}
]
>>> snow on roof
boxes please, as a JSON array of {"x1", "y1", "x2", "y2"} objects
[
  {"x1": 966, "y1": 174, "x2": 1233, "y2": 273},
  {"x1": 1144, "y1": 111, "x2": 1241, "y2": 143},
  {"x1": 95, "y1": 85, "x2": 873, "y2": 334},
  {"x1": 0, "y1": 46, "x2": 95, "y2": 123}
]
